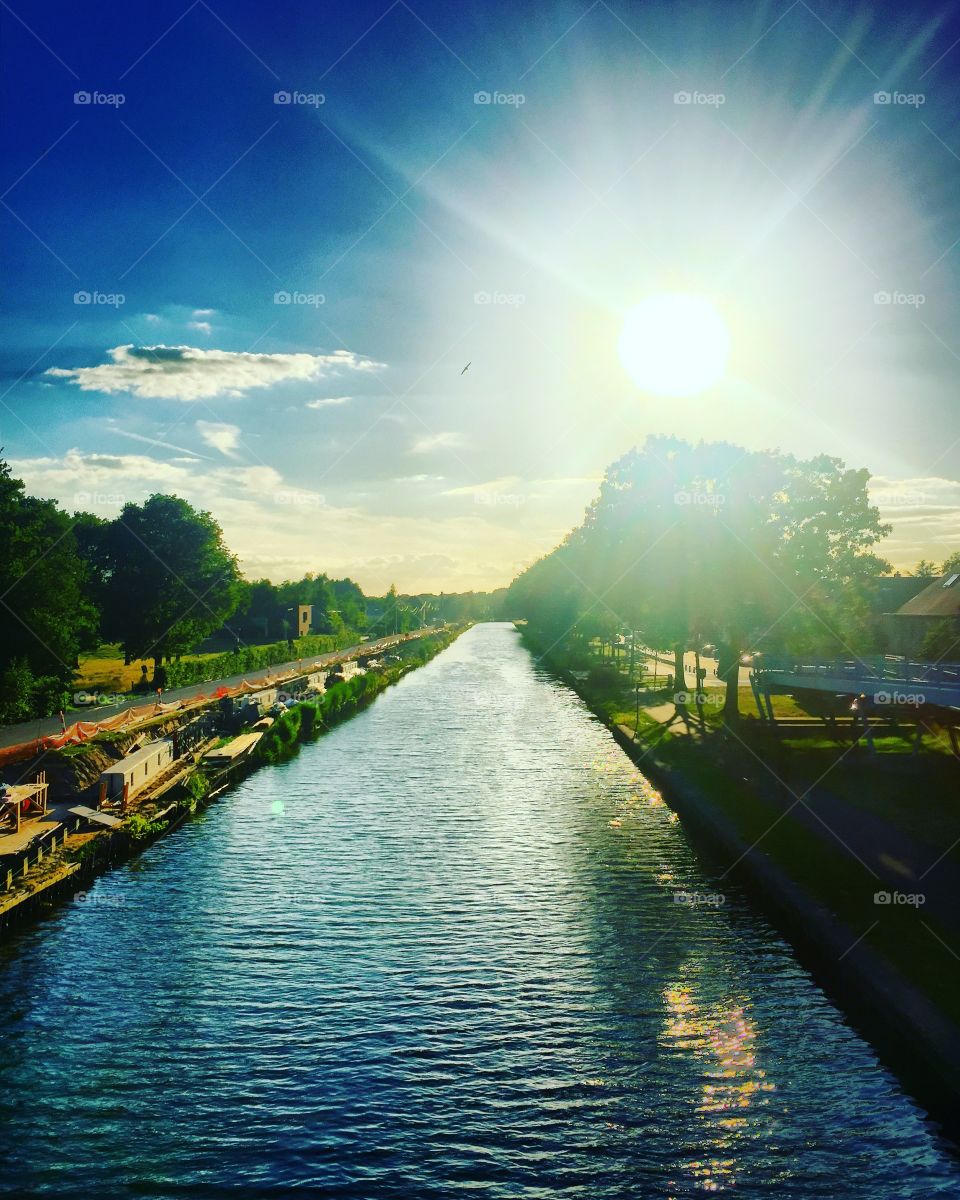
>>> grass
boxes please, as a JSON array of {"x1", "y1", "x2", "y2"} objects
[{"x1": 74, "y1": 643, "x2": 219, "y2": 695}]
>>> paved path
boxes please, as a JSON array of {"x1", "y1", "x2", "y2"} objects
[{"x1": 0, "y1": 630, "x2": 439, "y2": 752}]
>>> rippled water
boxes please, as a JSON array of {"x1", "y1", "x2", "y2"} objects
[{"x1": 0, "y1": 623, "x2": 957, "y2": 1197}]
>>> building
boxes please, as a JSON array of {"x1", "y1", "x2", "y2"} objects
[
  {"x1": 99, "y1": 740, "x2": 174, "y2": 801},
  {"x1": 883, "y1": 574, "x2": 960, "y2": 657},
  {"x1": 297, "y1": 604, "x2": 312, "y2": 637},
  {"x1": 220, "y1": 687, "x2": 279, "y2": 726}
]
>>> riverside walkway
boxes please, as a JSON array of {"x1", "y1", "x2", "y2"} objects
[{"x1": 0, "y1": 629, "x2": 440, "y2": 756}]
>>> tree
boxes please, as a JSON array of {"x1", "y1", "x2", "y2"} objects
[
  {"x1": 0, "y1": 457, "x2": 98, "y2": 719},
  {"x1": 90, "y1": 494, "x2": 242, "y2": 670},
  {"x1": 941, "y1": 552, "x2": 960, "y2": 576},
  {"x1": 506, "y1": 437, "x2": 891, "y2": 720},
  {"x1": 915, "y1": 559, "x2": 938, "y2": 578},
  {"x1": 920, "y1": 618, "x2": 960, "y2": 663}
]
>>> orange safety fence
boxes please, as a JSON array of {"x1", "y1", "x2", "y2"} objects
[
  {"x1": 0, "y1": 632, "x2": 422, "y2": 770},
  {"x1": 0, "y1": 664, "x2": 310, "y2": 770}
]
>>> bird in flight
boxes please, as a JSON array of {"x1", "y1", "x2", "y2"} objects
[{"x1": 461, "y1": 362, "x2": 471, "y2": 375}]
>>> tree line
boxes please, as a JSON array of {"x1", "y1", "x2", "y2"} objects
[
  {"x1": 0, "y1": 457, "x2": 498, "y2": 723},
  {"x1": 504, "y1": 436, "x2": 957, "y2": 719}
]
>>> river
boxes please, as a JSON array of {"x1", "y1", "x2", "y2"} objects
[{"x1": 0, "y1": 623, "x2": 957, "y2": 1197}]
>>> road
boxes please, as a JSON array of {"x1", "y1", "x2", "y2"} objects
[
  {"x1": 0, "y1": 629, "x2": 440, "y2": 752},
  {"x1": 633, "y1": 646, "x2": 752, "y2": 688}
]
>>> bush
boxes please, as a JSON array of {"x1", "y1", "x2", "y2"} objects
[
  {"x1": 126, "y1": 813, "x2": 169, "y2": 841},
  {"x1": 587, "y1": 663, "x2": 623, "y2": 691},
  {"x1": 252, "y1": 626, "x2": 465, "y2": 765},
  {"x1": 160, "y1": 631, "x2": 354, "y2": 690},
  {"x1": 0, "y1": 659, "x2": 34, "y2": 724}
]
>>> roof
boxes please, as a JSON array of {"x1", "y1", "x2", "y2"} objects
[
  {"x1": 203, "y1": 732, "x2": 262, "y2": 762},
  {"x1": 893, "y1": 575, "x2": 960, "y2": 619},
  {"x1": 867, "y1": 574, "x2": 931, "y2": 613},
  {"x1": 101, "y1": 739, "x2": 172, "y2": 776}
]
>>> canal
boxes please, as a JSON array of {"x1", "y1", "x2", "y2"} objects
[{"x1": 0, "y1": 623, "x2": 957, "y2": 1197}]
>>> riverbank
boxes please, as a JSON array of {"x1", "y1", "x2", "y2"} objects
[
  {"x1": 0, "y1": 625, "x2": 469, "y2": 937},
  {"x1": 518, "y1": 624, "x2": 960, "y2": 1140}
]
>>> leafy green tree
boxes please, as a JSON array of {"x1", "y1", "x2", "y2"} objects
[
  {"x1": 0, "y1": 458, "x2": 98, "y2": 718},
  {"x1": 91, "y1": 494, "x2": 242, "y2": 670},
  {"x1": 941, "y1": 551, "x2": 960, "y2": 576},
  {"x1": 920, "y1": 617, "x2": 960, "y2": 662},
  {"x1": 507, "y1": 437, "x2": 890, "y2": 720},
  {"x1": 915, "y1": 559, "x2": 938, "y2": 578}
]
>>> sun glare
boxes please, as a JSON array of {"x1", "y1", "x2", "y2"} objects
[{"x1": 618, "y1": 293, "x2": 730, "y2": 397}]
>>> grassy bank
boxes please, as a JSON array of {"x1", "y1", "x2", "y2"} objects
[
  {"x1": 253, "y1": 627, "x2": 463, "y2": 764},
  {"x1": 75, "y1": 630, "x2": 358, "y2": 698}
]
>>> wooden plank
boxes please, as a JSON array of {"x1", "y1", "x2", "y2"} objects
[{"x1": 68, "y1": 806, "x2": 123, "y2": 829}]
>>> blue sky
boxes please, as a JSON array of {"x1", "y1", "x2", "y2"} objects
[{"x1": 3, "y1": 0, "x2": 960, "y2": 590}]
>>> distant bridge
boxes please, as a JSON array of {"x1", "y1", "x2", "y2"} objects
[{"x1": 750, "y1": 655, "x2": 960, "y2": 714}]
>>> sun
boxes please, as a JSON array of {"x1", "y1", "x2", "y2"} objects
[{"x1": 618, "y1": 292, "x2": 730, "y2": 396}]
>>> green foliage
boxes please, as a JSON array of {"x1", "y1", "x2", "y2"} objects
[
  {"x1": 159, "y1": 631, "x2": 349, "y2": 690},
  {"x1": 0, "y1": 458, "x2": 99, "y2": 718},
  {"x1": 125, "y1": 813, "x2": 169, "y2": 841},
  {"x1": 506, "y1": 437, "x2": 892, "y2": 718},
  {"x1": 920, "y1": 618, "x2": 960, "y2": 663},
  {"x1": 253, "y1": 627, "x2": 462, "y2": 763},
  {"x1": 183, "y1": 771, "x2": 210, "y2": 807},
  {"x1": 79, "y1": 493, "x2": 243, "y2": 666}
]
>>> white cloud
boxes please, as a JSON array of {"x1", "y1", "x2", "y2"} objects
[
  {"x1": 869, "y1": 475, "x2": 960, "y2": 567},
  {"x1": 196, "y1": 420, "x2": 242, "y2": 458},
  {"x1": 188, "y1": 321, "x2": 213, "y2": 336},
  {"x1": 192, "y1": 308, "x2": 216, "y2": 317},
  {"x1": 46, "y1": 344, "x2": 384, "y2": 402},
  {"x1": 8, "y1": 449, "x2": 532, "y2": 592},
  {"x1": 410, "y1": 431, "x2": 465, "y2": 454},
  {"x1": 305, "y1": 396, "x2": 352, "y2": 409}
]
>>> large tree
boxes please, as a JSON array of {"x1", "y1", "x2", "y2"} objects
[
  {"x1": 507, "y1": 437, "x2": 891, "y2": 720},
  {"x1": 0, "y1": 458, "x2": 98, "y2": 719},
  {"x1": 88, "y1": 494, "x2": 242, "y2": 670}
]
